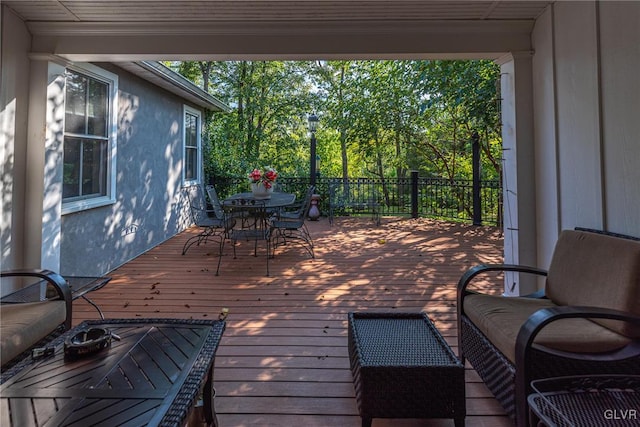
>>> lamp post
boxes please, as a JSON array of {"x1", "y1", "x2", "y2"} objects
[
  {"x1": 308, "y1": 113, "x2": 319, "y2": 188},
  {"x1": 315, "y1": 155, "x2": 321, "y2": 179}
]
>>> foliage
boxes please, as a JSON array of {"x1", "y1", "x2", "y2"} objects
[
  {"x1": 165, "y1": 60, "x2": 502, "y2": 185},
  {"x1": 414, "y1": 60, "x2": 502, "y2": 181}
]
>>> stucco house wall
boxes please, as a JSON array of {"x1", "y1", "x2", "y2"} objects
[
  {"x1": 1, "y1": 7, "x2": 226, "y2": 289},
  {"x1": 59, "y1": 63, "x2": 196, "y2": 276}
]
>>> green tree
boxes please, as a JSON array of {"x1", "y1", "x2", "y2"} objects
[
  {"x1": 168, "y1": 59, "x2": 502, "y2": 188},
  {"x1": 171, "y1": 61, "x2": 319, "y2": 179},
  {"x1": 415, "y1": 60, "x2": 501, "y2": 181}
]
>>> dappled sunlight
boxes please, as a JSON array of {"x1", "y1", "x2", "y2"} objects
[
  {"x1": 71, "y1": 217, "x2": 506, "y2": 424},
  {"x1": 60, "y1": 86, "x2": 198, "y2": 276},
  {"x1": 222, "y1": 382, "x2": 256, "y2": 396},
  {"x1": 232, "y1": 318, "x2": 271, "y2": 330},
  {"x1": 293, "y1": 217, "x2": 504, "y2": 313},
  {"x1": 256, "y1": 371, "x2": 276, "y2": 381},
  {"x1": 2, "y1": 98, "x2": 16, "y2": 266},
  {"x1": 41, "y1": 75, "x2": 66, "y2": 269}
]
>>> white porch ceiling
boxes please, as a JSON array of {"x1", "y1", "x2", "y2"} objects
[
  {"x1": 3, "y1": 1, "x2": 555, "y2": 60},
  {"x1": 4, "y1": 1, "x2": 552, "y2": 23}
]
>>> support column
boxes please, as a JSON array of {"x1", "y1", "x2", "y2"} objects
[
  {"x1": 24, "y1": 58, "x2": 67, "y2": 271},
  {"x1": 497, "y1": 52, "x2": 538, "y2": 296}
]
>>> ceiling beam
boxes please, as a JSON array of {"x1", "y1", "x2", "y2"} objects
[{"x1": 30, "y1": 20, "x2": 534, "y2": 61}]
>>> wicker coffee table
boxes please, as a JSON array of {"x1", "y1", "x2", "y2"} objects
[{"x1": 348, "y1": 312, "x2": 466, "y2": 427}]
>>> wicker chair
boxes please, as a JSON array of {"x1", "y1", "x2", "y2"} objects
[
  {"x1": 1, "y1": 269, "x2": 72, "y2": 368},
  {"x1": 457, "y1": 228, "x2": 640, "y2": 426}
]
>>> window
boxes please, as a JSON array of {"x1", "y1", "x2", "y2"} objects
[
  {"x1": 62, "y1": 65, "x2": 117, "y2": 213},
  {"x1": 183, "y1": 106, "x2": 202, "y2": 184}
]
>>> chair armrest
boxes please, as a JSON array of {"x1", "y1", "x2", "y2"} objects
[
  {"x1": 516, "y1": 305, "x2": 640, "y2": 366},
  {"x1": 456, "y1": 264, "x2": 549, "y2": 366},
  {"x1": 193, "y1": 205, "x2": 218, "y2": 217},
  {"x1": 1, "y1": 269, "x2": 72, "y2": 330},
  {"x1": 276, "y1": 201, "x2": 304, "y2": 217},
  {"x1": 457, "y1": 264, "x2": 548, "y2": 311},
  {"x1": 514, "y1": 306, "x2": 640, "y2": 426},
  {"x1": 457, "y1": 263, "x2": 548, "y2": 295}
]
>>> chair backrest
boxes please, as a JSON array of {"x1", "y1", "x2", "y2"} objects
[
  {"x1": 271, "y1": 181, "x2": 287, "y2": 193},
  {"x1": 283, "y1": 185, "x2": 315, "y2": 219},
  {"x1": 185, "y1": 185, "x2": 209, "y2": 225},
  {"x1": 300, "y1": 185, "x2": 315, "y2": 218},
  {"x1": 329, "y1": 181, "x2": 355, "y2": 208},
  {"x1": 223, "y1": 198, "x2": 269, "y2": 233},
  {"x1": 546, "y1": 229, "x2": 640, "y2": 337},
  {"x1": 205, "y1": 185, "x2": 225, "y2": 219}
]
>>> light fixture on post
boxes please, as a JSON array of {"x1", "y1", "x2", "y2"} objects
[{"x1": 307, "y1": 113, "x2": 319, "y2": 188}]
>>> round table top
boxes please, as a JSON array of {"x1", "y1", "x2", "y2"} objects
[{"x1": 224, "y1": 192, "x2": 296, "y2": 208}]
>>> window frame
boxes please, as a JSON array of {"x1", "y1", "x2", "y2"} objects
[
  {"x1": 183, "y1": 105, "x2": 203, "y2": 185},
  {"x1": 61, "y1": 63, "x2": 118, "y2": 215}
]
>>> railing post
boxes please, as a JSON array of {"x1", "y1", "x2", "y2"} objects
[
  {"x1": 310, "y1": 132, "x2": 317, "y2": 188},
  {"x1": 411, "y1": 170, "x2": 419, "y2": 218},
  {"x1": 472, "y1": 132, "x2": 482, "y2": 226}
]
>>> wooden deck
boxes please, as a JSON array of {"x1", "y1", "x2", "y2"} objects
[{"x1": 73, "y1": 217, "x2": 512, "y2": 427}]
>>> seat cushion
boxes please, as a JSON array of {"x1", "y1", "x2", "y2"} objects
[
  {"x1": 546, "y1": 230, "x2": 640, "y2": 337},
  {"x1": 1, "y1": 301, "x2": 66, "y2": 366},
  {"x1": 464, "y1": 294, "x2": 632, "y2": 364}
]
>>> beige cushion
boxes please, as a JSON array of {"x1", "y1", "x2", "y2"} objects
[
  {"x1": 1, "y1": 301, "x2": 66, "y2": 366},
  {"x1": 464, "y1": 294, "x2": 632, "y2": 364},
  {"x1": 546, "y1": 230, "x2": 640, "y2": 337}
]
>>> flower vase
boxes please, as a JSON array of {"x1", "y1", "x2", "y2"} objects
[{"x1": 251, "y1": 182, "x2": 274, "y2": 199}]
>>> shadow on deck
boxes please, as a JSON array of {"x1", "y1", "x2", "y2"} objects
[{"x1": 73, "y1": 217, "x2": 512, "y2": 427}]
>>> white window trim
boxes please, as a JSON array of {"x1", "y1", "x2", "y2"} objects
[
  {"x1": 183, "y1": 105, "x2": 202, "y2": 185},
  {"x1": 62, "y1": 63, "x2": 118, "y2": 215}
]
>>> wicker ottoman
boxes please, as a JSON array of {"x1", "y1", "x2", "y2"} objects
[{"x1": 348, "y1": 312, "x2": 466, "y2": 427}]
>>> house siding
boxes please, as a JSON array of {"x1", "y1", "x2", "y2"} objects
[
  {"x1": 59, "y1": 63, "x2": 198, "y2": 276},
  {"x1": 531, "y1": 1, "x2": 640, "y2": 275}
]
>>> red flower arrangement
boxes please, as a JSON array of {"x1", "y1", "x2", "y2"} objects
[{"x1": 248, "y1": 167, "x2": 278, "y2": 189}]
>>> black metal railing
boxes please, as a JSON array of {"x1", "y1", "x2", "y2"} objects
[{"x1": 210, "y1": 174, "x2": 502, "y2": 226}]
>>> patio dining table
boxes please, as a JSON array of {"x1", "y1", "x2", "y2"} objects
[
  {"x1": 224, "y1": 191, "x2": 296, "y2": 209},
  {"x1": 217, "y1": 192, "x2": 296, "y2": 276}
]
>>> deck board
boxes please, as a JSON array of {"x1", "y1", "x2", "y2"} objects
[{"x1": 73, "y1": 217, "x2": 511, "y2": 426}]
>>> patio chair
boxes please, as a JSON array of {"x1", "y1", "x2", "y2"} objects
[
  {"x1": 1, "y1": 269, "x2": 72, "y2": 368},
  {"x1": 216, "y1": 198, "x2": 272, "y2": 276},
  {"x1": 276, "y1": 185, "x2": 315, "y2": 221},
  {"x1": 270, "y1": 186, "x2": 315, "y2": 259},
  {"x1": 207, "y1": 183, "x2": 254, "y2": 228},
  {"x1": 328, "y1": 181, "x2": 380, "y2": 226},
  {"x1": 182, "y1": 185, "x2": 235, "y2": 255},
  {"x1": 205, "y1": 184, "x2": 225, "y2": 219}
]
